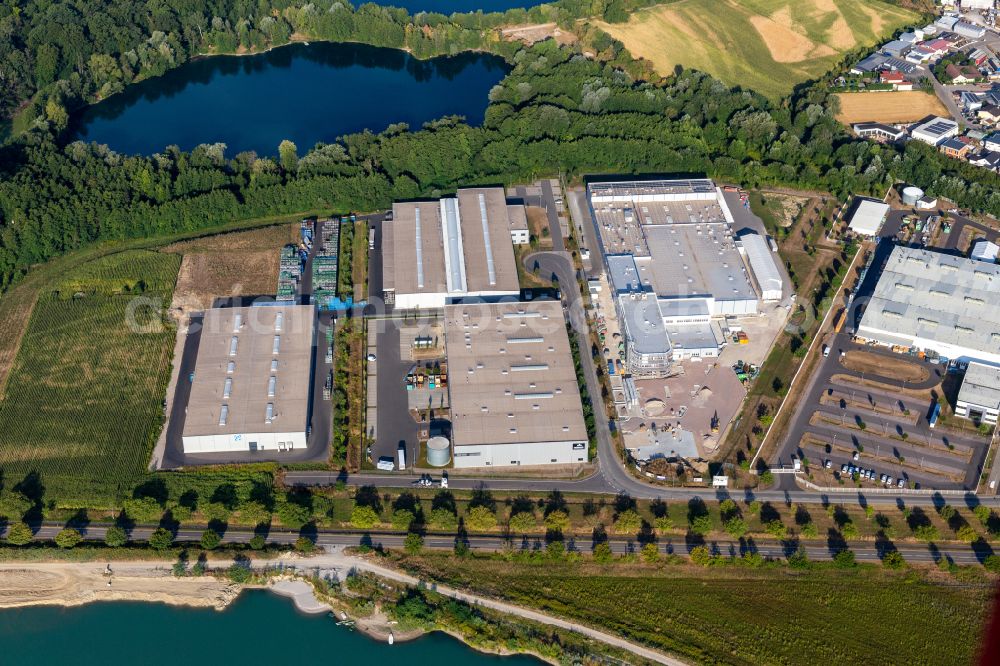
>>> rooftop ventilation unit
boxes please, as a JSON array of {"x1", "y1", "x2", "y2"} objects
[
  {"x1": 219, "y1": 405, "x2": 229, "y2": 426},
  {"x1": 223, "y1": 377, "x2": 233, "y2": 399}
]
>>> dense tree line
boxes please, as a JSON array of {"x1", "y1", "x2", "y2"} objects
[
  {"x1": 0, "y1": 0, "x2": 660, "y2": 127},
  {"x1": 4, "y1": 39, "x2": 1000, "y2": 290}
]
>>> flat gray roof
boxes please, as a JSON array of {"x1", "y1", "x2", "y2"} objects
[
  {"x1": 444, "y1": 301, "x2": 588, "y2": 447},
  {"x1": 658, "y1": 297, "x2": 710, "y2": 319},
  {"x1": 386, "y1": 187, "x2": 519, "y2": 300},
  {"x1": 857, "y1": 246, "x2": 1000, "y2": 359},
  {"x1": 608, "y1": 254, "x2": 647, "y2": 293},
  {"x1": 642, "y1": 224, "x2": 756, "y2": 303},
  {"x1": 588, "y1": 179, "x2": 717, "y2": 202},
  {"x1": 958, "y1": 362, "x2": 1000, "y2": 410},
  {"x1": 665, "y1": 321, "x2": 719, "y2": 351},
  {"x1": 619, "y1": 293, "x2": 672, "y2": 355},
  {"x1": 183, "y1": 304, "x2": 314, "y2": 438},
  {"x1": 506, "y1": 203, "x2": 528, "y2": 231}
]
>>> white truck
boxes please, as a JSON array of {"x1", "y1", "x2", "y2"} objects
[{"x1": 397, "y1": 443, "x2": 406, "y2": 471}]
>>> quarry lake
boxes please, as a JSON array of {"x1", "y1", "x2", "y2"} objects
[
  {"x1": 71, "y1": 42, "x2": 510, "y2": 156},
  {"x1": 1, "y1": 591, "x2": 540, "y2": 665}
]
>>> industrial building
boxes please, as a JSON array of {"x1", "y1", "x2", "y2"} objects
[
  {"x1": 853, "y1": 122, "x2": 906, "y2": 143},
  {"x1": 382, "y1": 187, "x2": 522, "y2": 310},
  {"x1": 911, "y1": 117, "x2": 960, "y2": 146},
  {"x1": 972, "y1": 239, "x2": 1000, "y2": 263},
  {"x1": 855, "y1": 246, "x2": 1000, "y2": 366},
  {"x1": 589, "y1": 179, "x2": 782, "y2": 376},
  {"x1": 955, "y1": 362, "x2": 1000, "y2": 425},
  {"x1": 444, "y1": 301, "x2": 589, "y2": 468},
  {"x1": 848, "y1": 199, "x2": 890, "y2": 237},
  {"x1": 182, "y1": 304, "x2": 315, "y2": 454}
]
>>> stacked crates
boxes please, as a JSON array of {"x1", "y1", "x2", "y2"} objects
[
  {"x1": 313, "y1": 220, "x2": 340, "y2": 310},
  {"x1": 276, "y1": 245, "x2": 301, "y2": 302}
]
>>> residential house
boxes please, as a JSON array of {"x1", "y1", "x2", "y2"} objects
[
  {"x1": 879, "y1": 70, "x2": 913, "y2": 90},
  {"x1": 946, "y1": 63, "x2": 979, "y2": 84},
  {"x1": 969, "y1": 151, "x2": 1000, "y2": 171},
  {"x1": 979, "y1": 104, "x2": 1000, "y2": 125},
  {"x1": 984, "y1": 132, "x2": 1000, "y2": 152},
  {"x1": 940, "y1": 136, "x2": 971, "y2": 159},
  {"x1": 961, "y1": 90, "x2": 985, "y2": 111}
]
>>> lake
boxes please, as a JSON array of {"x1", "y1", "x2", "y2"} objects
[
  {"x1": 72, "y1": 42, "x2": 510, "y2": 156},
  {"x1": 0, "y1": 590, "x2": 541, "y2": 665},
  {"x1": 383, "y1": 0, "x2": 542, "y2": 13}
]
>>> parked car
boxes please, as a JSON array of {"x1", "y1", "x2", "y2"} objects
[
  {"x1": 853, "y1": 451, "x2": 860, "y2": 461},
  {"x1": 376, "y1": 456, "x2": 394, "y2": 471},
  {"x1": 898, "y1": 478, "x2": 905, "y2": 488},
  {"x1": 825, "y1": 459, "x2": 832, "y2": 469},
  {"x1": 841, "y1": 464, "x2": 849, "y2": 473}
]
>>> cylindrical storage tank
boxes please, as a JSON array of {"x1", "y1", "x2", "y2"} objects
[
  {"x1": 901, "y1": 186, "x2": 923, "y2": 206},
  {"x1": 426, "y1": 436, "x2": 451, "y2": 467}
]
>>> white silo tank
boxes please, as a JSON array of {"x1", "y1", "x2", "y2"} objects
[
  {"x1": 426, "y1": 436, "x2": 451, "y2": 467},
  {"x1": 901, "y1": 186, "x2": 923, "y2": 206}
]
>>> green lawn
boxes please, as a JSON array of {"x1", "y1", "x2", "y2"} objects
[
  {"x1": 0, "y1": 250, "x2": 180, "y2": 507},
  {"x1": 401, "y1": 555, "x2": 992, "y2": 666}
]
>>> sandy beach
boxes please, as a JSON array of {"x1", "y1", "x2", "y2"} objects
[{"x1": 0, "y1": 561, "x2": 241, "y2": 610}]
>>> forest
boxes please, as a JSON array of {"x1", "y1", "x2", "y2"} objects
[{"x1": 3, "y1": 36, "x2": 1000, "y2": 292}]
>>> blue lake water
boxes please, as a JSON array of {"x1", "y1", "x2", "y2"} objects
[
  {"x1": 384, "y1": 0, "x2": 542, "y2": 13},
  {"x1": 72, "y1": 42, "x2": 510, "y2": 156},
  {"x1": 0, "y1": 590, "x2": 541, "y2": 665}
]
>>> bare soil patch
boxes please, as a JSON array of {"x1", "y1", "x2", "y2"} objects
[
  {"x1": 501, "y1": 23, "x2": 577, "y2": 46},
  {"x1": 835, "y1": 91, "x2": 948, "y2": 124},
  {"x1": 840, "y1": 350, "x2": 930, "y2": 383},
  {"x1": 751, "y1": 8, "x2": 835, "y2": 63}
]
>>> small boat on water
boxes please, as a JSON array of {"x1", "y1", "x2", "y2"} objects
[{"x1": 388, "y1": 632, "x2": 394, "y2": 645}]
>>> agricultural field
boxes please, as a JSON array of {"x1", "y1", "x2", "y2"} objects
[
  {"x1": 0, "y1": 250, "x2": 181, "y2": 507},
  {"x1": 595, "y1": 0, "x2": 920, "y2": 99},
  {"x1": 834, "y1": 91, "x2": 949, "y2": 124},
  {"x1": 400, "y1": 554, "x2": 992, "y2": 666},
  {"x1": 163, "y1": 223, "x2": 298, "y2": 314}
]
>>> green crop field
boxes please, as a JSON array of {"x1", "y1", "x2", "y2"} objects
[
  {"x1": 0, "y1": 250, "x2": 180, "y2": 507},
  {"x1": 402, "y1": 555, "x2": 990, "y2": 666},
  {"x1": 596, "y1": 0, "x2": 920, "y2": 99}
]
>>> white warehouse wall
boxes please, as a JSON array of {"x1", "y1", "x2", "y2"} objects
[{"x1": 452, "y1": 440, "x2": 587, "y2": 468}]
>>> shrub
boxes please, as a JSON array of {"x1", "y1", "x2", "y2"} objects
[
  {"x1": 882, "y1": 551, "x2": 906, "y2": 570},
  {"x1": 5, "y1": 522, "x2": 33, "y2": 545},
  {"x1": 544, "y1": 510, "x2": 570, "y2": 532},
  {"x1": 238, "y1": 501, "x2": 272, "y2": 526},
  {"x1": 391, "y1": 509, "x2": 415, "y2": 531},
  {"x1": 800, "y1": 522, "x2": 818, "y2": 538},
  {"x1": 276, "y1": 501, "x2": 311, "y2": 529},
  {"x1": 653, "y1": 516, "x2": 674, "y2": 532},
  {"x1": 508, "y1": 511, "x2": 536, "y2": 533},
  {"x1": 55, "y1": 528, "x2": 82, "y2": 549},
  {"x1": 841, "y1": 521, "x2": 858, "y2": 540},
  {"x1": 295, "y1": 536, "x2": 315, "y2": 553},
  {"x1": 248, "y1": 534, "x2": 266, "y2": 550},
  {"x1": 350, "y1": 505, "x2": 381, "y2": 529},
  {"x1": 939, "y1": 505, "x2": 956, "y2": 522},
  {"x1": 200, "y1": 529, "x2": 221, "y2": 550},
  {"x1": 759, "y1": 471, "x2": 774, "y2": 486},
  {"x1": 227, "y1": 563, "x2": 252, "y2": 583},
  {"x1": 104, "y1": 525, "x2": 127, "y2": 547},
  {"x1": 404, "y1": 532, "x2": 423, "y2": 555},
  {"x1": 974, "y1": 505, "x2": 992, "y2": 525},
  {"x1": 466, "y1": 506, "x2": 497, "y2": 532},
  {"x1": 148, "y1": 528, "x2": 174, "y2": 550},
  {"x1": 742, "y1": 551, "x2": 764, "y2": 568},
  {"x1": 984, "y1": 554, "x2": 1000, "y2": 573},
  {"x1": 913, "y1": 524, "x2": 940, "y2": 542},
  {"x1": 788, "y1": 547, "x2": 810, "y2": 569},
  {"x1": 747, "y1": 500, "x2": 762, "y2": 515},
  {"x1": 593, "y1": 541, "x2": 614, "y2": 563},
  {"x1": 546, "y1": 540, "x2": 566, "y2": 560},
  {"x1": 641, "y1": 542, "x2": 660, "y2": 563},
  {"x1": 0, "y1": 491, "x2": 32, "y2": 521},
  {"x1": 201, "y1": 502, "x2": 231, "y2": 523},
  {"x1": 689, "y1": 546, "x2": 713, "y2": 567},
  {"x1": 613, "y1": 509, "x2": 642, "y2": 534},
  {"x1": 719, "y1": 499, "x2": 738, "y2": 519},
  {"x1": 764, "y1": 520, "x2": 787, "y2": 539}
]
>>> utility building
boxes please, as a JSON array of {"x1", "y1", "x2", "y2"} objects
[
  {"x1": 382, "y1": 187, "x2": 521, "y2": 310},
  {"x1": 955, "y1": 362, "x2": 1000, "y2": 425},
  {"x1": 182, "y1": 304, "x2": 315, "y2": 454},
  {"x1": 856, "y1": 246, "x2": 1000, "y2": 366},
  {"x1": 444, "y1": 301, "x2": 589, "y2": 468}
]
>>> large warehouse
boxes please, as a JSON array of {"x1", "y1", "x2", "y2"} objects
[
  {"x1": 590, "y1": 178, "x2": 782, "y2": 376},
  {"x1": 182, "y1": 304, "x2": 315, "y2": 454},
  {"x1": 444, "y1": 301, "x2": 589, "y2": 468},
  {"x1": 382, "y1": 187, "x2": 522, "y2": 310},
  {"x1": 856, "y1": 246, "x2": 1000, "y2": 366}
]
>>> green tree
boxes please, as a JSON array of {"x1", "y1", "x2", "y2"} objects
[
  {"x1": 641, "y1": 542, "x2": 660, "y2": 563},
  {"x1": 148, "y1": 528, "x2": 174, "y2": 550},
  {"x1": 201, "y1": 502, "x2": 231, "y2": 523},
  {"x1": 5, "y1": 522, "x2": 33, "y2": 545},
  {"x1": 200, "y1": 529, "x2": 221, "y2": 550},
  {"x1": 913, "y1": 524, "x2": 940, "y2": 542},
  {"x1": 279, "y1": 140, "x2": 299, "y2": 172},
  {"x1": 404, "y1": 532, "x2": 423, "y2": 555},
  {"x1": 123, "y1": 497, "x2": 163, "y2": 523},
  {"x1": 957, "y1": 524, "x2": 979, "y2": 543},
  {"x1": 719, "y1": 499, "x2": 738, "y2": 520},
  {"x1": 690, "y1": 545, "x2": 713, "y2": 567},
  {"x1": 391, "y1": 508, "x2": 415, "y2": 531},
  {"x1": 800, "y1": 522, "x2": 818, "y2": 538},
  {"x1": 974, "y1": 505, "x2": 992, "y2": 525},
  {"x1": 351, "y1": 505, "x2": 381, "y2": 529},
  {"x1": 724, "y1": 517, "x2": 748, "y2": 539},
  {"x1": 248, "y1": 534, "x2": 266, "y2": 550},
  {"x1": 238, "y1": 501, "x2": 271, "y2": 526},
  {"x1": 228, "y1": 563, "x2": 253, "y2": 583},
  {"x1": 984, "y1": 554, "x2": 1000, "y2": 573},
  {"x1": 788, "y1": 547, "x2": 810, "y2": 569},
  {"x1": 593, "y1": 541, "x2": 613, "y2": 563},
  {"x1": 104, "y1": 526, "x2": 128, "y2": 547},
  {"x1": 544, "y1": 509, "x2": 569, "y2": 532},
  {"x1": 841, "y1": 521, "x2": 858, "y2": 540},
  {"x1": 0, "y1": 491, "x2": 32, "y2": 520},
  {"x1": 689, "y1": 514, "x2": 713, "y2": 536},
  {"x1": 653, "y1": 516, "x2": 674, "y2": 532},
  {"x1": 466, "y1": 506, "x2": 497, "y2": 532},
  {"x1": 277, "y1": 501, "x2": 311, "y2": 529},
  {"x1": 833, "y1": 549, "x2": 856, "y2": 568},
  {"x1": 747, "y1": 501, "x2": 762, "y2": 515},
  {"x1": 614, "y1": 509, "x2": 642, "y2": 534},
  {"x1": 429, "y1": 508, "x2": 457, "y2": 531},
  {"x1": 54, "y1": 528, "x2": 82, "y2": 549},
  {"x1": 295, "y1": 536, "x2": 315, "y2": 553},
  {"x1": 882, "y1": 551, "x2": 906, "y2": 570},
  {"x1": 508, "y1": 511, "x2": 536, "y2": 533}
]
